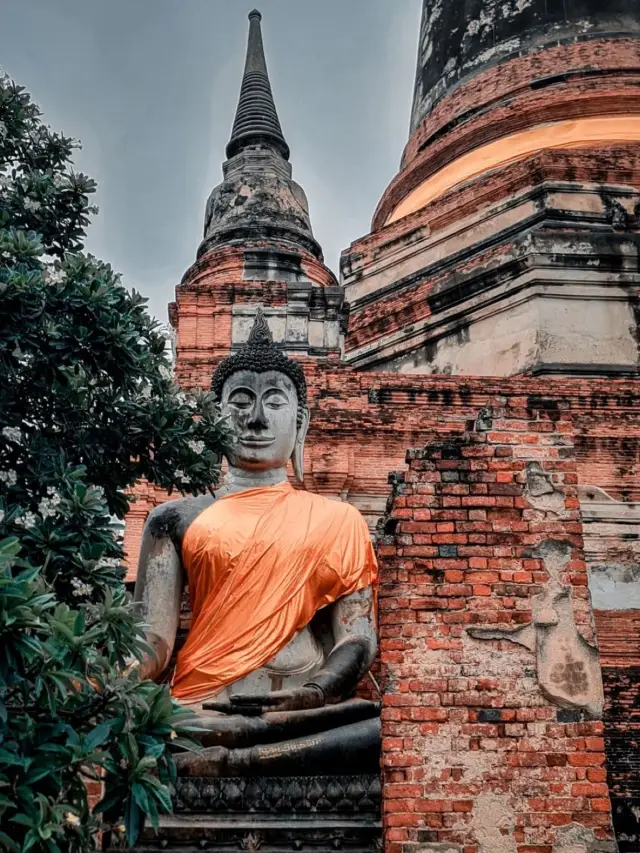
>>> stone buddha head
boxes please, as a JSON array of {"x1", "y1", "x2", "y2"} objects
[{"x1": 211, "y1": 308, "x2": 310, "y2": 481}]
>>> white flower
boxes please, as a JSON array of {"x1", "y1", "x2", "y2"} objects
[
  {"x1": 97, "y1": 556, "x2": 121, "y2": 569},
  {"x1": 15, "y1": 511, "x2": 36, "y2": 529},
  {"x1": 11, "y1": 346, "x2": 34, "y2": 367},
  {"x1": 176, "y1": 391, "x2": 196, "y2": 410},
  {"x1": 138, "y1": 384, "x2": 152, "y2": 400},
  {"x1": 38, "y1": 490, "x2": 61, "y2": 518},
  {"x1": 158, "y1": 363, "x2": 173, "y2": 381},
  {"x1": 71, "y1": 578, "x2": 93, "y2": 597},
  {"x1": 2, "y1": 426, "x2": 22, "y2": 444},
  {"x1": 188, "y1": 440, "x2": 205, "y2": 455},
  {"x1": 0, "y1": 469, "x2": 17, "y2": 486},
  {"x1": 174, "y1": 468, "x2": 190, "y2": 485},
  {"x1": 65, "y1": 812, "x2": 80, "y2": 826},
  {"x1": 24, "y1": 198, "x2": 41, "y2": 212},
  {"x1": 52, "y1": 173, "x2": 67, "y2": 189},
  {"x1": 45, "y1": 267, "x2": 64, "y2": 285}
]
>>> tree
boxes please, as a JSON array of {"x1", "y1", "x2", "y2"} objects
[{"x1": 0, "y1": 73, "x2": 230, "y2": 851}]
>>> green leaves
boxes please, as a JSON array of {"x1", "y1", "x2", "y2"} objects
[
  {"x1": 0, "y1": 71, "x2": 232, "y2": 852},
  {"x1": 83, "y1": 723, "x2": 111, "y2": 754}
]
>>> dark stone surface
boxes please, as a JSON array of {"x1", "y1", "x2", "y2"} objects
[
  {"x1": 557, "y1": 708, "x2": 588, "y2": 723},
  {"x1": 602, "y1": 666, "x2": 640, "y2": 853},
  {"x1": 477, "y1": 708, "x2": 503, "y2": 722},
  {"x1": 104, "y1": 775, "x2": 382, "y2": 852},
  {"x1": 171, "y1": 774, "x2": 381, "y2": 815},
  {"x1": 109, "y1": 817, "x2": 381, "y2": 853},
  {"x1": 227, "y1": 12, "x2": 289, "y2": 161},
  {"x1": 411, "y1": 0, "x2": 640, "y2": 130},
  {"x1": 199, "y1": 147, "x2": 322, "y2": 262}
]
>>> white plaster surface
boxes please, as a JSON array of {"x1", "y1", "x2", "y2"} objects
[{"x1": 580, "y1": 487, "x2": 640, "y2": 611}]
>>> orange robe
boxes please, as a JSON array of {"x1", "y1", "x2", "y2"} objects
[{"x1": 172, "y1": 482, "x2": 378, "y2": 704}]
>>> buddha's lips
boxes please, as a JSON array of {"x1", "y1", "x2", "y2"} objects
[{"x1": 240, "y1": 436, "x2": 275, "y2": 447}]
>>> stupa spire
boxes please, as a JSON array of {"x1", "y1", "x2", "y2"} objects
[{"x1": 226, "y1": 10, "x2": 290, "y2": 161}]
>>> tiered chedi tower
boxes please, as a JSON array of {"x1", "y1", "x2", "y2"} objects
[
  {"x1": 342, "y1": 0, "x2": 640, "y2": 377},
  {"x1": 170, "y1": 10, "x2": 345, "y2": 390}
]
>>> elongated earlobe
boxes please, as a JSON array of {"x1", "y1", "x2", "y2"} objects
[{"x1": 292, "y1": 408, "x2": 310, "y2": 483}]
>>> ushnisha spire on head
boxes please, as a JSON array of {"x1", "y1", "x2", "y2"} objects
[
  {"x1": 246, "y1": 304, "x2": 274, "y2": 346},
  {"x1": 210, "y1": 307, "x2": 308, "y2": 420}
]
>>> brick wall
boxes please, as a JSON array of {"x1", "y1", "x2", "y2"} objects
[
  {"x1": 377, "y1": 397, "x2": 617, "y2": 853},
  {"x1": 124, "y1": 372, "x2": 640, "y2": 570},
  {"x1": 122, "y1": 363, "x2": 640, "y2": 849}
]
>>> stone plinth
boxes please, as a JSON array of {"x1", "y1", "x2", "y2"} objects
[{"x1": 104, "y1": 774, "x2": 381, "y2": 852}]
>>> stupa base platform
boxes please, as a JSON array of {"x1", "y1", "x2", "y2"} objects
[{"x1": 104, "y1": 774, "x2": 382, "y2": 853}]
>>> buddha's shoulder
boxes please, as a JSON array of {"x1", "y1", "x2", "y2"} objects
[
  {"x1": 300, "y1": 490, "x2": 366, "y2": 526},
  {"x1": 145, "y1": 493, "x2": 215, "y2": 545}
]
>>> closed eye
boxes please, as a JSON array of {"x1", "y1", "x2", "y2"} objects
[
  {"x1": 264, "y1": 393, "x2": 288, "y2": 409},
  {"x1": 228, "y1": 392, "x2": 253, "y2": 409}
]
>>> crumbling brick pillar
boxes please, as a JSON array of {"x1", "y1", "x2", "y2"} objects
[{"x1": 378, "y1": 399, "x2": 617, "y2": 853}]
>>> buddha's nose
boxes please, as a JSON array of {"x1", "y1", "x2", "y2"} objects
[{"x1": 248, "y1": 402, "x2": 269, "y2": 430}]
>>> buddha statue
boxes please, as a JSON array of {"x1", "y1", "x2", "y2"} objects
[{"x1": 133, "y1": 308, "x2": 380, "y2": 777}]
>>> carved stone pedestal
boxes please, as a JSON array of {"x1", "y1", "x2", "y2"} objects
[{"x1": 105, "y1": 775, "x2": 381, "y2": 853}]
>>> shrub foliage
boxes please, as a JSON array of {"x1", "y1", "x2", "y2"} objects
[{"x1": 0, "y1": 74, "x2": 229, "y2": 851}]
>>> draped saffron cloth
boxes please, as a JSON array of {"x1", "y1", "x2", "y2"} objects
[{"x1": 171, "y1": 482, "x2": 378, "y2": 703}]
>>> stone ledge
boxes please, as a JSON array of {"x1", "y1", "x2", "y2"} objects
[
  {"x1": 108, "y1": 813, "x2": 382, "y2": 852},
  {"x1": 104, "y1": 775, "x2": 382, "y2": 852}
]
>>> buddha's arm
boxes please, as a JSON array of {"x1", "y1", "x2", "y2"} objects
[
  {"x1": 133, "y1": 508, "x2": 184, "y2": 681},
  {"x1": 305, "y1": 586, "x2": 377, "y2": 703}
]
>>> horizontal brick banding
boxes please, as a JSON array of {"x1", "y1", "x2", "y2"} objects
[
  {"x1": 375, "y1": 79, "x2": 640, "y2": 230},
  {"x1": 406, "y1": 38, "x2": 640, "y2": 171},
  {"x1": 595, "y1": 611, "x2": 640, "y2": 668},
  {"x1": 374, "y1": 38, "x2": 640, "y2": 230},
  {"x1": 125, "y1": 373, "x2": 640, "y2": 577}
]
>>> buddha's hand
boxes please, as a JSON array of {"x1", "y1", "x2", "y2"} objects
[{"x1": 206, "y1": 685, "x2": 325, "y2": 716}]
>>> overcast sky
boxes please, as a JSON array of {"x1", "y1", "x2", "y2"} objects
[{"x1": 1, "y1": 0, "x2": 422, "y2": 321}]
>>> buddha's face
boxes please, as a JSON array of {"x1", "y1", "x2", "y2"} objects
[{"x1": 221, "y1": 370, "x2": 300, "y2": 471}]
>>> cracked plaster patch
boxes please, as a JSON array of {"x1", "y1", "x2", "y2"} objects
[
  {"x1": 474, "y1": 792, "x2": 517, "y2": 853},
  {"x1": 468, "y1": 539, "x2": 604, "y2": 718},
  {"x1": 524, "y1": 462, "x2": 566, "y2": 514},
  {"x1": 554, "y1": 823, "x2": 618, "y2": 853}
]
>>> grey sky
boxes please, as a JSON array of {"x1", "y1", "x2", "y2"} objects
[{"x1": 1, "y1": 1, "x2": 422, "y2": 322}]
